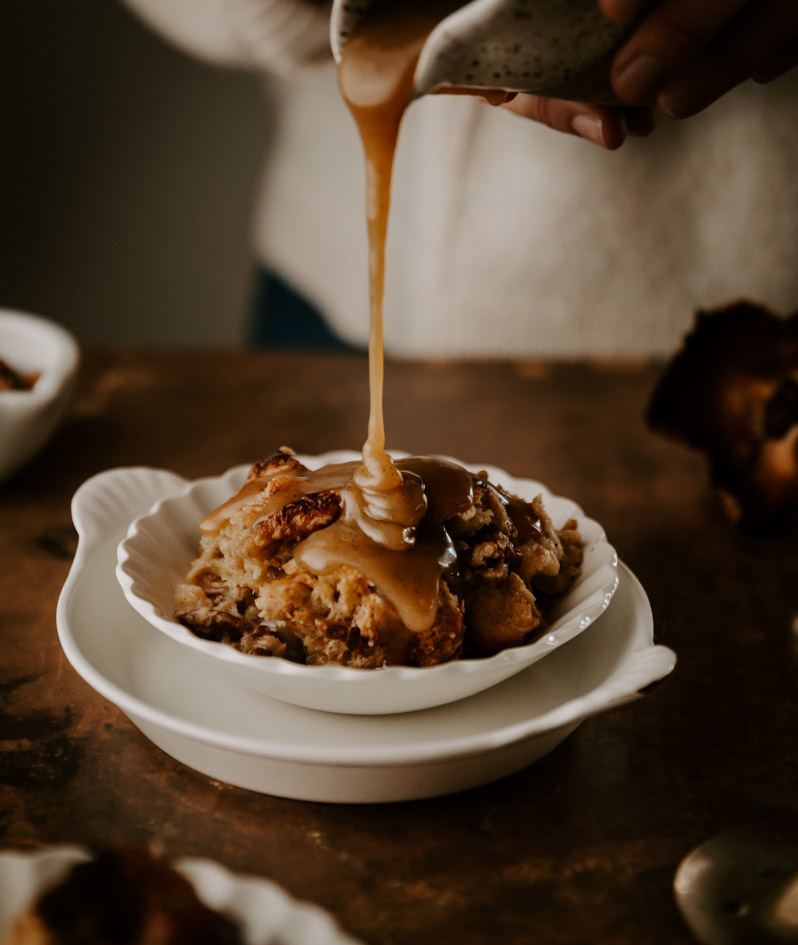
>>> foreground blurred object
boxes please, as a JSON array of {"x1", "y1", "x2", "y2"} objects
[
  {"x1": 0, "y1": 311, "x2": 79, "y2": 485},
  {"x1": 674, "y1": 821, "x2": 798, "y2": 945},
  {"x1": 1, "y1": 846, "x2": 244, "y2": 945},
  {"x1": 647, "y1": 301, "x2": 798, "y2": 528},
  {"x1": 0, "y1": 847, "x2": 361, "y2": 945}
]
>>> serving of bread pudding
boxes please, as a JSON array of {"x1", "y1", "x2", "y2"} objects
[{"x1": 175, "y1": 449, "x2": 582, "y2": 669}]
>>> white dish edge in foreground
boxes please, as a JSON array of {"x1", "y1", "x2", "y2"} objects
[{"x1": 0, "y1": 847, "x2": 362, "y2": 945}]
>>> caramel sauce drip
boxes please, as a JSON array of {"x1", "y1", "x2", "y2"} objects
[
  {"x1": 499, "y1": 491, "x2": 543, "y2": 543},
  {"x1": 199, "y1": 458, "x2": 544, "y2": 634},
  {"x1": 201, "y1": 3, "x2": 527, "y2": 637},
  {"x1": 201, "y1": 461, "x2": 360, "y2": 535},
  {"x1": 201, "y1": 458, "x2": 474, "y2": 633},
  {"x1": 297, "y1": 457, "x2": 473, "y2": 632},
  {"x1": 338, "y1": 0, "x2": 462, "y2": 503}
]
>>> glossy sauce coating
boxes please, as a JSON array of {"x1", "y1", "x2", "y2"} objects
[
  {"x1": 204, "y1": 2, "x2": 523, "y2": 637},
  {"x1": 202, "y1": 457, "x2": 474, "y2": 633},
  {"x1": 338, "y1": 0, "x2": 462, "y2": 504}
]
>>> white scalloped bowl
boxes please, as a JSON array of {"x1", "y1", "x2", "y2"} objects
[
  {"x1": 0, "y1": 847, "x2": 362, "y2": 945},
  {"x1": 116, "y1": 452, "x2": 619, "y2": 715}
]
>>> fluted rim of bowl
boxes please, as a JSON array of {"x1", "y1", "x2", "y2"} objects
[{"x1": 116, "y1": 451, "x2": 620, "y2": 687}]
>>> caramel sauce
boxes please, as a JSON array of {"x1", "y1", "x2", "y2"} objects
[
  {"x1": 201, "y1": 2, "x2": 526, "y2": 636},
  {"x1": 201, "y1": 461, "x2": 359, "y2": 535},
  {"x1": 201, "y1": 457, "x2": 474, "y2": 633},
  {"x1": 296, "y1": 457, "x2": 473, "y2": 632},
  {"x1": 338, "y1": 0, "x2": 462, "y2": 499},
  {"x1": 498, "y1": 490, "x2": 543, "y2": 543}
]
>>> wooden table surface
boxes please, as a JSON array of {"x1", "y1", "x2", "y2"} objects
[{"x1": 2, "y1": 349, "x2": 797, "y2": 945}]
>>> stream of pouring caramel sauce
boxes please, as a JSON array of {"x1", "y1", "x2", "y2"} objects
[
  {"x1": 337, "y1": 0, "x2": 464, "y2": 495},
  {"x1": 201, "y1": 2, "x2": 524, "y2": 636}
]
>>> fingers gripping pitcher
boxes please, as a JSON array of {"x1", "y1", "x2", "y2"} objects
[{"x1": 330, "y1": 0, "x2": 632, "y2": 105}]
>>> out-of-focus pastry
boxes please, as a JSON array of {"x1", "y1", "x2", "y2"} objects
[{"x1": 647, "y1": 301, "x2": 798, "y2": 527}]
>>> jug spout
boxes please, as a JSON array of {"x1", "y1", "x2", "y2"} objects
[{"x1": 331, "y1": 0, "x2": 632, "y2": 105}]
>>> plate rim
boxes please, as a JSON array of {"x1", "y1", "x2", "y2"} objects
[
  {"x1": 115, "y1": 450, "x2": 620, "y2": 686},
  {"x1": 57, "y1": 462, "x2": 676, "y2": 768}
]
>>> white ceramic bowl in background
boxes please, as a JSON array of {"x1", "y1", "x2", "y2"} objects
[
  {"x1": 0, "y1": 309, "x2": 80, "y2": 484},
  {"x1": 0, "y1": 847, "x2": 362, "y2": 945},
  {"x1": 116, "y1": 451, "x2": 619, "y2": 715}
]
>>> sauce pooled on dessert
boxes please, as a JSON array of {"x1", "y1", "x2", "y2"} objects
[
  {"x1": 186, "y1": 3, "x2": 582, "y2": 662},
  {"x1": 202, "y1": 457, "x2": 473, "y2": 633},
  {"x1": 202, "y1": 0, "x2": 473, "y2": 633}
]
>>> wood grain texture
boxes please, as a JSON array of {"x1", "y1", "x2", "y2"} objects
[{"x1": 1, "y1": 349, "x2": 796, "y2": 945}]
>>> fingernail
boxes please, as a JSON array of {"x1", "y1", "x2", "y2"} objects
[
  {"x1": 614, "y1": 54, "x2": 666, "y2": 103},
  {"x1": 657, "y1": 89, "x2": 679, "y2": 118},
  {"x1": 571, "y1": 114, "x2": 606, "y2": 147},
  {"x1": 657, "y1": 85, "x2": 697, "y2": 119}
]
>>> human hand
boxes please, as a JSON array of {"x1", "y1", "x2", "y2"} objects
[
  {"x1": 600, "y1": 0, "x2": 798, "y2": 118},
  {"x1": 501, "y1": 95, "x2": 655, "y2": 150},
  {"x1": 500, "y1": 0, "x2": 796, "y2": 147}
]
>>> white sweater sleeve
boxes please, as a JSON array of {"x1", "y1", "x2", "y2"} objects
[{"x1": 120, "y1": 0, "x2": 332, "y2": 73}]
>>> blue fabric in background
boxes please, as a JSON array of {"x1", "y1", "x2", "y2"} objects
[{"x1": 249, "y1": 269, "x2": 359, "y2": 351}]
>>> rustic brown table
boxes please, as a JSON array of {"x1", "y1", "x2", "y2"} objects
[{"x1": 2, "y1": 349, "x2": 796, "y2": 945}]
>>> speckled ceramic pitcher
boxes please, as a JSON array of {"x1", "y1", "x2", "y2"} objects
[{"x1": 330, "y1": 0, "x2": 632, "y2": 104}]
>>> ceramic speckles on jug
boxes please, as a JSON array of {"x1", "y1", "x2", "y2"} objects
[{"x1": 330, "y1": 0, "x2": 632, "y2": 104}]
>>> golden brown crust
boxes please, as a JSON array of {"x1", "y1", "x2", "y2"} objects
[{"x1": 463, "y1": 571, "x2": 542, "y2": 657}]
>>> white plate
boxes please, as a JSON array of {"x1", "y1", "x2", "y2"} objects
[
  {"x1": 0, "y1": 847, "x2": 362, "y2": 945},
  {"x1": 116, "y1": 453, "x2": 620, "y2": 714},
  {"x1": 57, "y1": 466, "x2": 676, "y2": 803}
]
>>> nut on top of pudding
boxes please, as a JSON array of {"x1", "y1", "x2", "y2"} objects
[{"x1": 175, "y1": 448, "x2": 582, "y2": 668}]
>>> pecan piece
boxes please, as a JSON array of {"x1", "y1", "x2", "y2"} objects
[
  {"x1": 255, "y1": 490, "x2": 342, "y2": 545},
  {"x1": 179, "y1": 608, "x2": 252, "y2": 644},
  {"x1": 211, "y1": 611, "x2": 251, "y2": 638},
  {"x1": 194, "y1": 569, "x2": 229, "y2": 600},
  {"x1": 247, "y1": 447, "x2": 304, "y2": 482}
]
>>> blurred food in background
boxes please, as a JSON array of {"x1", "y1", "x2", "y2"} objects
[{"x1": 647, "y1": 301, "x2": 798, "y2": 528}]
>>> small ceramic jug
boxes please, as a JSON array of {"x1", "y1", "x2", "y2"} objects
[{"x1": 330, "y1": 0, "x2": 632, "y2": 104}]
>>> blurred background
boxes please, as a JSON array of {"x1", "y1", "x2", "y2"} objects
[{"x1": 3, "y1": 0, "x2": 270, "y2": 347}]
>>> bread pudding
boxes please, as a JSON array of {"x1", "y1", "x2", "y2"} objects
[{"x1": 175, "y1": 448, "x2": 582, "y2": 668}]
